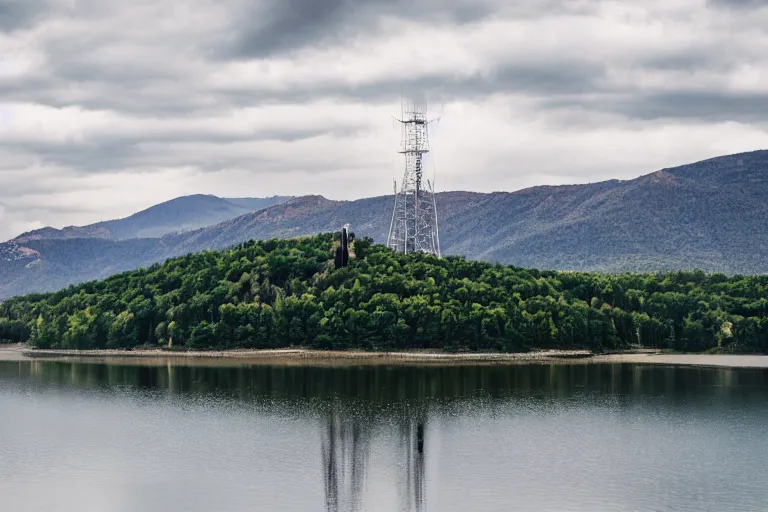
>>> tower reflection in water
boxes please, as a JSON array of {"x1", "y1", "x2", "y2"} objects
[
  {"x1": 321, "y1": 403, "x2": 426, "y2": 512},
  {"x1": 397, "y1": 416, "x2": 426, "y2": 512}
]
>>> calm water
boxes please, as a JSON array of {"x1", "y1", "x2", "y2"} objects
[{"x1": 1, "y1": 361, "x2": 768, "y2": 512}]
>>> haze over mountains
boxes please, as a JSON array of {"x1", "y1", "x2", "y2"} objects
[{"x1": 2, "y1": 151, "x2": 768, "y2": 299}]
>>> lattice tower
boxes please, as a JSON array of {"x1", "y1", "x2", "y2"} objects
[{"x1": 387, "y1": 100, "x2": 441, "y2": 257}]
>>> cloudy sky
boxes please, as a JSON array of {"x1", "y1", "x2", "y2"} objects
[{"x1": 2, "y1": 0, "x2": 768, "y2": 241}]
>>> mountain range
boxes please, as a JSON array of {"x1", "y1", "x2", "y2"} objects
[
  {"x1": 10, "y1": 194, "x2": 293, "y2": 243},
  {"x1": 2, "y1": 150, "x2": 767, "y2": 299}
]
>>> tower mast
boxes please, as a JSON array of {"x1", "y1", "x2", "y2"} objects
[{"x1": 387, "y1": 99, "x2": 441, "y2": 257}]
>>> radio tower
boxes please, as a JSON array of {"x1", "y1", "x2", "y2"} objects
[{"x1": 387, "y1": 98, "x2": 441, "y2": 257}]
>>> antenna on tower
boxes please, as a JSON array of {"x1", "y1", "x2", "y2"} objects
[{"x1": 387, "y1": 97, "x2": 441, "y2": 257}]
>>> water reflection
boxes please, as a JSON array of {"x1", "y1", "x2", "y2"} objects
[
  {"x1": 320, "y1": 401, "x2": 426, "y2": 512},
  {"x1": 396, "y1": 416, "x2": 426, "y2": 512},
  {"x1": 2, "y1": 361, "x2": 768, "y2": 512},
  {"x1": 322, "y1": 408, "x2": 370, "y2": 512},
  {"x1": 7, "y1": 361, "x2": 768, "y2": 403}
]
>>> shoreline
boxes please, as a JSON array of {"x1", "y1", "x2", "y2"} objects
[
  {"x1": 1, "y1": 345, "x2": 768, "y2": 368},
  {"x1": 3, "y1": 346, "x2": 593, "y2": 367}
]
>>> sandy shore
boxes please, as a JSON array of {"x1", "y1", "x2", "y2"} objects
[
  {"x1": 2, "y1": 346, "x2": 593, "y2": 367},
  {"x1": 1, "y1": 344, "x2": 768, "y2": 368},
  {"x1": 0, "y1": 345, "x2": 29, "y2": 361},
  {"x1": 591, "y1": 352, "x2": 768, "y2": 368}
]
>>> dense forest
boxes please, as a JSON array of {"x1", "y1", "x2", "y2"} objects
[{"x1": 1, "y1": 233, "x2": 767, "y2": 353}]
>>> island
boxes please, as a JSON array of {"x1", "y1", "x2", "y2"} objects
[{"x1": 1, "y1": 233, "x2": 767, "y2": 359}]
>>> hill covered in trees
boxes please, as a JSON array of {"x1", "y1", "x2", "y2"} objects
[
  {"x1": 1, "y1": 234, "x2": 767, "y2": 354},
  {"x1": 2, "y1": 151, "x2": 768, "y2": 299}
]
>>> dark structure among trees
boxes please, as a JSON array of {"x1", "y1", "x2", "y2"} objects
[{"x1": 334, "y1": 225, "x2": 350, "y2": 270}]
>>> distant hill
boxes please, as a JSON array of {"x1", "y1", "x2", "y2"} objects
[
  {"x1": 11, "y1": 194, "x2": 293, "y2": 243},
  {"x1": 2, "y1": 151, "x2": 768, "y2": 299}
]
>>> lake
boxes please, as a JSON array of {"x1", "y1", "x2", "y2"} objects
[{"x1": 1, "y1": 360, "x2": 767, "y2": 511}]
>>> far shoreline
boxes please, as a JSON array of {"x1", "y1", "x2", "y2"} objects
[{"x1": 2, "y1": 345, "x2": 768, "y2": 369}]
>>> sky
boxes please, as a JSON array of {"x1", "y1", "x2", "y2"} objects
[{"x1": 2, "y1": 0, "x2": 768, "y2": 241}]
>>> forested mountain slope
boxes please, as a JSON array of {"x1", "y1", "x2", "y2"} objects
[
  {"x1": 10, "y1": 194, "x2": 292, "y2": 243},
  {"x1": 181, "y1": 151, "x2": 768, "y2": 274},
  {"x1": 2, "y1": 234, "x2": 767, "y2": 354},
  {"x1": 1, "y1": 151, "x2": 767, "y2": 299},
  {"x1": 110, "y1": 150, "x2": 768, "y2": 273}
]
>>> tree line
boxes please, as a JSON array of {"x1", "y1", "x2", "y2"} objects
[{"x1": 1, "y1": 233, "x2": 767, "y2": 353}]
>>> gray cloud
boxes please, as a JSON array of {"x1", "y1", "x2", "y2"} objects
[
  {"x1": 222, "y1": 0, "x2": 495, "y2": 59},
  {"x1": 1, "y1": 1, "x2": 759, "y2": 115},
  {"x1": 224, "y1": 0, "x2": 600, "y2": 54},
  {"x1": 708, "y1": 0, "x2": 768, "y2": 8},
  {"x1": 4, "y1": 123, "x2": 361, "y2": 173},
  {"x1": 0, "y1": 0, "x2": 51, "y2": 31},
  {"x1": 2, "y1": 0, "x2": 768, "y2": 242},
  {"x1": 0, "y1": 59, "x2": 603, "y2": 117},
  {"x1": 546, "y1": 91, "x2": 768, "y2": 124}
]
